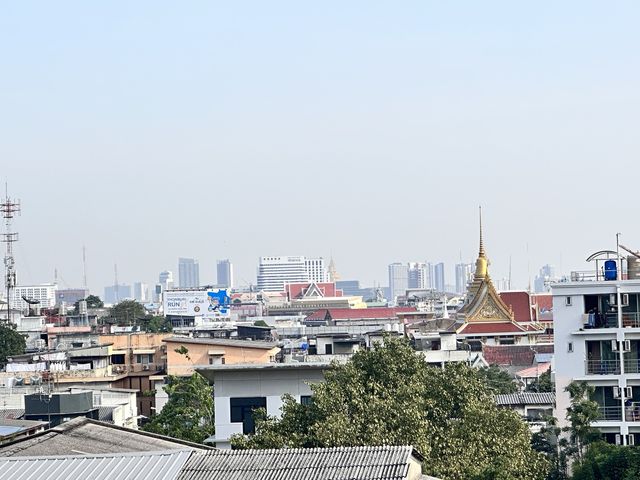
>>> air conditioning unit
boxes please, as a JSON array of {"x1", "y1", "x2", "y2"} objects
[
  {"x1": 614, "y1": 387, "x2": 622, "y2": 399},
  {"x1": 628, "y1": 434, "x2": 636, "y2": 446},
  {"x1": 622, "y1": 294, "x2": 630, "y2": 307},
  {"x1": 612, "y1": 340, "x2": 620, "y2": 352},
  {"x1": 624, "y1": 340, "x2": 632, "y2": 352},
  {"x1": 625, "y1": 387, "x2": 633, "y2": 399},
  {"x1": 616, "y1": 434, "x2": 622, "y2": 445}
]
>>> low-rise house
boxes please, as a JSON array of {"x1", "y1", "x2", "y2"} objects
[
  {"x1": 495, "y1": 392, "x2": 555, "y2": 432},
  {"x1": 163, "y1": 337, "x2": 280, "y2": 376},
  {"x1": 0, "y1": 420, "x2": 47, "y2": 445},
  {"x1": 196, "y1": 362, "x2": 332, "y2": 448}
]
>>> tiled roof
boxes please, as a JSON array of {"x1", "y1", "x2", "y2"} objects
[
  {"x1": 495, "y1": 392, "x2": 556, "y2": 406},
  {"x1": 457, "y1": 322, "x2": 527, "y2": 335},
  {"x1": 0, "y1": 450, "x2": 191, "y2": 480},
  {"x1": 306, "y1": 307, "x2": 416, "y2": 322},
  {"x1": 499, "y1": 291, "x2": 534, "y2": 322},
  {"x1": 163, "y1": 337, "x2": 278, "y2": 350},
  {"x1": 515, "y1": 363, "x2": 551, "y2": 379},
  {"x1": 179, "y1": 446, "x2": 417, "y2": 480},
  {"x1": 482, "y1": 345, "x2": 554, "y2": 367},
  {"x1": 531, "y1": 293, "x2": 553, "y2": 312}
]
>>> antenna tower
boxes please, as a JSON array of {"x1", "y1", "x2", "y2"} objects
[
  {"x1": 1, "y1": 186, "x2": 21, "y2": 324},
  {"x1": 82, "y1": 246, "x2": 87, "y2": 288}
]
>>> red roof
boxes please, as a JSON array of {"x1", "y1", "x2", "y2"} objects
[
  {"x1": 286, "y1": 282, "x2": 342, "y2": 299},
  {"x1": 499, "y1": 291, "x2": 534, "y2": 322},
  {"x1": 482, "y1": 344, "x2": 554, "y2": 366},
  {"x1": 458, "y1": 322, "x2": 527, "y2": 335},
  {"x1": 306, "y1": 307, "x2": 416, "y2": 322},
  {"x1": 516, "y1": 363, "x2": 551, "y2": 378}
]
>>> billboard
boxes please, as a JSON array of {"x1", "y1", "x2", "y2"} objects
[{"x1": 163, "y1": 289, "x2": 230, "y2": 318}]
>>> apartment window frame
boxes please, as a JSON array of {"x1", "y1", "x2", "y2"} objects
[
  {"x1": 230, "y1": 397, "x2": 267, "y2": 434},
  {"x1": 565, "y1": 296, "x2": 572, "y2": 306}
]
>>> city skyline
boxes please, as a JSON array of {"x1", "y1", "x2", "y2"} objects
[{"x1": 2, "y1": 2, "x2": 639, "y2": 296}]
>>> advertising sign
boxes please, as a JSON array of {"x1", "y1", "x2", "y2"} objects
[{"x1": 163, "y1": 289, "x2": 230, "y2": 318}]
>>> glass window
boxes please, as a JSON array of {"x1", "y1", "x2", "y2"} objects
[{"x1": 230, "y1": 397, "x2": 267, "y2": 434}]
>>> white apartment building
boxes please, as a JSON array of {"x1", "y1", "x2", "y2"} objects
[
  {"x1": 257, "y1": 256, "x2": 327, "y2": 292},
  {"x1": 11, "y1": 284, "x2": 57, "y2": 311},
  {"x1": 554, "y1": 274, "x2": 640, "y2": 445}
]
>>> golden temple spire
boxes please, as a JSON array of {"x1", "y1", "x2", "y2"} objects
[{"x1": 475, "y1": 206, "x2": 488, "y2": 278}]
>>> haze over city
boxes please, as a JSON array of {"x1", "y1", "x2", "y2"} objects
[{"x1": 2, "y1": 1, "x2": 639, "y2": 294}]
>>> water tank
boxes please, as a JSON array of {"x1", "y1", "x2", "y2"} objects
[
  {"x1": 628, "y1": 256, "x2": 640, "y2": 280},
  {"x1": 604, "y1": 260, "x2": 618, "y2": 281}
]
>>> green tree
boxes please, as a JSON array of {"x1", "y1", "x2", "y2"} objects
[
  {"x1": 232, "y1": 337, "x2": 547, "y2": 480},
  {"x1": 143, "y1": 373, "x2": 214, "y2": 443},
  {"x1": 572, "y1": 442, "x2": 640, "y2": 480},
  {"x1": 0, "y1": 324, "x2": 26, "y2": 366},
  {"x1": 477, "y1": 364, "x2": 519, "y2": 394},
  {"x1": 564, "y1": 381, "x2": 600, "y2": 465},
  {"x1": 138, "y1": 315, "x2": 173, "y2": 333},
  {"x1": 74, "y1": 294, "x2": 104, "y2": 312},
  {"x1": 526, "y1": 370, "x2": 554, "y2": 393},
  {"x1": 109, "y1": 300, "x2": 145, "y2": 324}
]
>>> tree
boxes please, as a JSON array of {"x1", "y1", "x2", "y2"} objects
[
  {"x1": 564, "y1": 381, "x2": 600, "y2": 465},
  {"x1": 526, "y1": 370, "x2": 554, "y2": 393},
  {"x1": 572, "y1": 441, "x2": 640, "y2": 480},
  {"x1": 232, "y1": 337, "x2": 548, "y2": 480},
  {"x1": 138, "y1": 315, "x2": 173, "y2": 333},
  {"x1": 74, "y1": 295, "x2": 104, "y2": 312},
  {"x1": 0, "y1": 324, "x2": 26, "y2": 366},
  {"x1": 477, "y1": 364, "x2": 519, "y2": 394},
  {"x1": 143, "y1": 373, "x2": 214, "y2": 443},
  {"x1": 109, "y1": 300, "x2": 145, "y2": 324}
]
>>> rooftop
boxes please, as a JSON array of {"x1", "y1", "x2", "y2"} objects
[
  {"x1": 0, "y1": 450, "x2": 191, "y2": 480},
  {"x1": 495, "y1": 392, "x2": 556, "y2": 406},
  {"x1": 163, "y1": 336, "x2": 278, "y2": 350},
  {"x1": 306, "y1": 307, "x2": 416, "y2": 322},
  {"x1": 0, "y1": 418, "x2": 210, "y2": 457},
  {"x1": 178, "y1": 446, "x2": 421, "y2": 480}
]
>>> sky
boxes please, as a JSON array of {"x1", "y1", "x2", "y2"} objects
[{"x1": 1, "y1": 1, "x2": 640, "y2": 295}]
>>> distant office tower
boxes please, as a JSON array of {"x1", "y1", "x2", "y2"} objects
[
  {"x1": 11, "y1": 284, "x2": 58, "y2": 310},
  {"x1": 257, "y1": 256, "x2": 309, "y2": 292},
  {"x1": 158, "y1": 271, "x2": 174, "y2": 290},
  {"x1": 433, "y1": 263, "x2": 445, "y2": 292},
  {"x1": 178, "y1": 258, "x2": 200, "y2": 288},
  {"x1": 217, "y1": 259, "x2": 234, "y2": 289},
  {"x1": 534, "y1": 264, "x2": 556, "y2": 293},
  {"x1": 133, "y1": 282, "x2": 148, "y2": 302},
  {"x1": 56, "y1": 288, "x2": 89, "y2": 307},
  {"x1": 388, "y1": 263, "x2": 409, "y2": 302},
  {"x1": 336, "y1": 280, "x2": 361, "y2": 296},
  {"x1": 305, "y1": 257, "x2": 328, "y2": 283},
  {"x1": 455, "y1": 263, "x2": 474, "y2": 294},
  {"x1": 408, "y1": 262, "x2": 430, "y2": 289},
  {"x1": 104, "y1": 284, "x2": 132, "y2": 304}
]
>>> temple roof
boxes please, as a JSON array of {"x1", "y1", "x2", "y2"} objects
[{"x1": 457, "y1": 208, "x2": 514, "y2": 324}]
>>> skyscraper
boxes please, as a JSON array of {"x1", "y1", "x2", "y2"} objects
[
  {"x1": 534, "y1": 264, "x2": 556, "y2": 293},
  {"x1": 304, "y1": 257, "x2": 328, "y2": 283},
  {"x1": 388, "y1": 263, "x2": 409, "y2": 302},
  {"x1": 257, "y1": 256, "x2": 308, "y2": 292},
  {"x1": 433, "y1": 263, "x2": 446, "y2": 292},
  {"x1": 133, "y1": 282, "x2": 148, "y2": 302},
  {"x1": 408, "y1": 262, "x2": 430, "y2": 289},
  {"x1": 455, "y1": 263, "x2": 474, "y2": 294},
  {"x1": 178, "y1": 258, "x2": 200, "y2": 288},
  {"x1": 217, "y1": 259, "x2": 234, "y2": 289}
]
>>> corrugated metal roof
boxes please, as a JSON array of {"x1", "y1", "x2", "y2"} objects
[
  {"x1": 179, "y1": 445, "x2": 415, "y2": 480},
  {"x1": 163, "y1": 337, "x2": 278, "y2": 349},
  {"x1": 495, "y1": 392, "x2": 556, "y2": 406},
  {"x1": 0, "y1": 449, "x2": 191, "y2": 480}
]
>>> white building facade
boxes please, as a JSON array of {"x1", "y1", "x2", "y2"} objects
[
  {"x1": 11, "y1": 284, "x2": 57, "y2": 311},
  {"x1": 257, "y1": 256, "x2": 326, "y2": 292},
  {"x1": 554, "y1": 278, "x2": 640, "y2": 445}
]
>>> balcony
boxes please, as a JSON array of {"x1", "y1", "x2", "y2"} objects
[
  {"x1": 582, "y1": 313, "x2": 640, "y2": 329},
  {"x1": 622, "y1": 313, "x2": 640, "y2": 328},
  {"x1": 597, "y1": 405, "x2": 623, "y2": 421},
  {"x1": 586, "y1": 359, "x2": 621, "y2": 375}
]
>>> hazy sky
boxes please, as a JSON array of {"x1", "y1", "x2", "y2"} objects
[{"x1": 1, "y1": 2, "x2": 640, "y2": 295}]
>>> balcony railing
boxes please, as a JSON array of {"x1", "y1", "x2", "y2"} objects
[
  {"x1": 586, "y1": 359, "x2": 621, "y2": 375},
  {"x1": 582, "y1": 312, "x2": 640, "y2": 329},
  {"x1": 624, "y1": 358, "x2": 640, "y2": 374},
  {"x1": 597, "y1": 405, "x2": 623, "y2": 421}
]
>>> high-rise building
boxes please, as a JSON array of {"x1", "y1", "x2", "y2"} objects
[
  {"x1": 433, "y1": 263, "x2": 446, "y2": 292},
  {"x1": 256, "y1": 256, "x2": 327, "y2": 292},
  {"x1": 104, "y1": 284, "x2": 132, "y2": 304},
  {"x1": 11, "y1": 284, "x2": 58, "y2": 311},
  {"x1": 534, "y1": 264, "x2": 556, "y2": 293},
  {"x1": 217, "y1": 259, "x2": 234, "y2": 289},
  {"x1": 257, "y1": 256, "x2": 309, "y2": 292},
  {"x1": 455, "y1": 263, "x2": 474, "y2": 294},
  {"x1": 305, "y1": 258, "x2": 328, "y2": 283},
  {"x1": 133, "y1": 282, "x2": 148, "y2": 302},
  {"x1": 159, "y1": 271, "x2": 174, "y2": 290},
  {"x1": 388, "y1": 263, "x2": 409, "y2": 302},
  {"x1": 408, "y1": 262, "x2": 430, "y2": 289},
  {"x1": 178, "y1": 258, "x2": 200, "y2": 288}
]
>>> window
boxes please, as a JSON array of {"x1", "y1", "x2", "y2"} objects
[
  {"x1": 565, "y1": 296, "x2": 572, "y2": 306},
  {"x1": 230, "y1": 397, "x2": 267, "y2": 434},
  {"x1": 325, "y1": 344, "x2": 333, "y2": 355},
  {"x1": 300, "y1": 395, "x2": 312, "y2": 406},
  {"x1": 111, "y1": 354, "x2": 125, "y2": 365},
  {"x1": 136, "y1": 354, "x2": 152, "y2": 364},
  {"x1": 568, "y1": 342, "x2": 574, "y2": 353}
]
